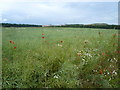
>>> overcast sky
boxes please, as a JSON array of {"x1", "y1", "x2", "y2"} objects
[{"x1": 0, "y1": 0, "x2": 118, "y2": 25}]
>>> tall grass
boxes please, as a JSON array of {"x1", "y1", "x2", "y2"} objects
[{"x1": 2, "y1": 27, "x2": 119, "y2": 88}]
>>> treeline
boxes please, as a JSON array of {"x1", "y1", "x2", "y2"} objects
[
  {"x1": 54, "y1": 23, "x2": 120, "y2": 29},
  {"x1": 1, "y1": 23, "x2": 42, "y2": 27},
  {"x1": 1, "y1": 23, "x2": 120, "y2": 29}
]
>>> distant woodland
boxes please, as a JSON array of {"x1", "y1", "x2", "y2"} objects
[{"x1": 1, "y1": 23, "x2": 120, "y2": 29}]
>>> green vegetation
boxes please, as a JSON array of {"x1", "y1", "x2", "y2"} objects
[
  {"x1": 1, "y1": 23, "x2": 120, "y2": 29},
  {"x1": 2, "y1": 27, "x2": 119, "y2": 88},
  {"x1": 1, "y1": 23, "x2": 42, "y2": 27},
  {"x1": 58, "y1": 23, "x2": 120, "y2": 29}
]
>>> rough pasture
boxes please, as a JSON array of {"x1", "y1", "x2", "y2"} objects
[{"x1": 2, "y1": 27, "x2": 119, "y2": 88}]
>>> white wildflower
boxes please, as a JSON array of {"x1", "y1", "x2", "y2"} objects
[
  {"x1": 113, "y1": 58, "x2": 118, "y2": 62},
  {"x1": 53, "y1": 75, "x2": 59, "y2": 79},
  {"x1": 82, "y1": 58, "x2": 85, "y2": 61},
  {"x1": 57, "y1": 44, "x2": 62, "y2": 47},
  {"x1": 84, "y1": 40, "x2": 89, "y2": 43},
  {"x1": 109, "y1": 78, "x2": 111, "y2": 81},
  {"x1": 84, "y1": 53, "x2": 92, "y2": 57},
  {"x1": 77, "y1": 53, "x2": 81, "y2": 56},
  {"x1": 112, "y1": 70, "x2": 117, "y2": 75}
]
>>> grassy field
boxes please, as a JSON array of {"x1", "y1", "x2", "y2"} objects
[{"x1": 2, "y1": 27, "x2": 119, "y2": 88}]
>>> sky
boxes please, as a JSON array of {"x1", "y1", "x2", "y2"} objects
[{"x1": 0, "y1": 0, "x2": 119, "y2": 25}]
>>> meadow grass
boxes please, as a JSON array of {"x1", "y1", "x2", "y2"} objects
[{"x1": 2, "y1": 27, "x2": 119, "y2": 88}]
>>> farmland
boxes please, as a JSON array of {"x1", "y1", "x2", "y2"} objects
[{"x1": 2, "y1": 27, "x2": 119, "y2": 88}]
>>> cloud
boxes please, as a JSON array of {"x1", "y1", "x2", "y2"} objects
[
  {"x1": 1, "y1": 1, "x2": 118, "y2": 25},
  {"x1": 0, "y1": 18, "x2": 8, "y2": 22},
  {"x1": 1, "y1": 0, "x2": 119, "y2": 2},
  {"x1": 3, "y1": 19, "x2": 8, "y2": 22}
]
